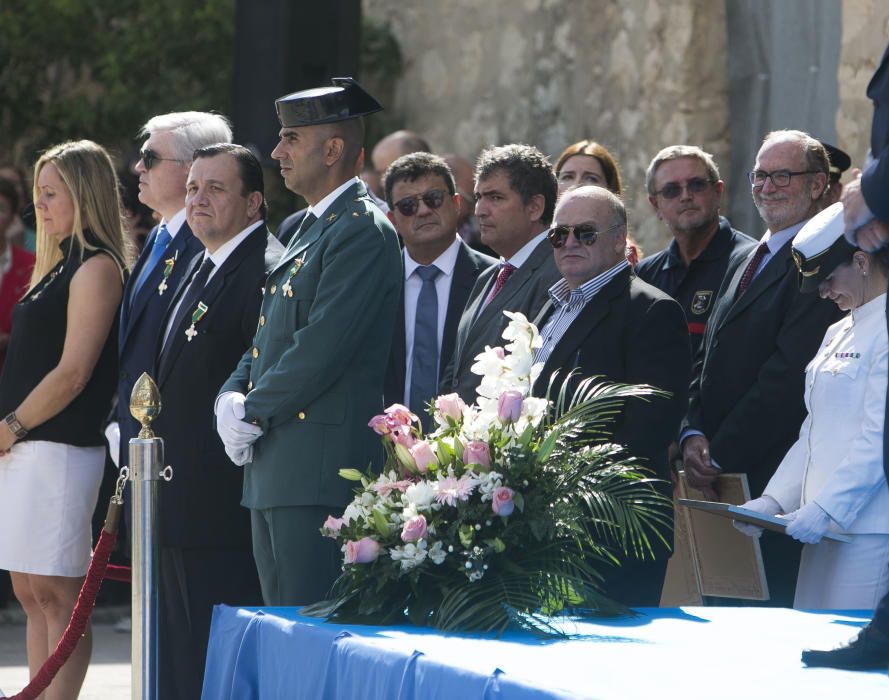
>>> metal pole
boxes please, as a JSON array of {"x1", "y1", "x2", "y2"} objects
[{"x1": 127, "y1": 373, "x2": 172, "y2": 700}]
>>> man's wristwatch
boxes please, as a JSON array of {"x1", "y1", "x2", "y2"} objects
[{"x1": 4, "y1": 412, "x2": 28, "y2": 440}]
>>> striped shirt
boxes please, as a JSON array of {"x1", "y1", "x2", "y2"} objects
[{"x1": 535, "y1": 260, "x2": 630, "y2": 366}]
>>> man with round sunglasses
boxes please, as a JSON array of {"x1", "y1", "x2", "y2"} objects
[
  {"x1": 381, "y1": 152, "x2": 495, "y2": 425},
  {"x1": 531, "y1": 185, "x2": 690, "y2": 606},
  {"x1": 636, "y1": 146, "x2": 755, "y2": 357},
  {"x1": 440, "y1": 144, "x2": 560, "y2": 403}
]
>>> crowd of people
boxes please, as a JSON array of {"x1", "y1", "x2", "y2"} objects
[{"x1": 0, "y1": 49, "x2": 887, "y2": 697}]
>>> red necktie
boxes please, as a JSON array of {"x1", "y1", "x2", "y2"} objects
[
  {"x1": 735, "y1": 243, "x2": 769, "y2": 299},
  {"x1": 486, "y1": 263, "x2": 517, "y2": 306}
]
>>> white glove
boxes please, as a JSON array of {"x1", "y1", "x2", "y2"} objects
[
  {"x1": 782, "y1": 502, "x2": 832, "y2": 544},
  {"x1": 216, "y1": 391, "x2": 263, "y2": 450},
  {"x1": 733, "y1": 495, "x2": 783, "y2": 538},
  {"x1": 225, "y1": 443, "x2": 253, "y2": 467},
  {"x1": 105, "y1": 422, "x2": 121, "y2": 469}
]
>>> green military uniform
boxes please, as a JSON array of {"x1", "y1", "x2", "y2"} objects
[{"x1": 220, "y1": 78, "x2": 402, "y2": 604}]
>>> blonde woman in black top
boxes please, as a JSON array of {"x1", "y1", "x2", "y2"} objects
[{"x1": 0, "y1": 140, "x2": 129, "y2": 699}]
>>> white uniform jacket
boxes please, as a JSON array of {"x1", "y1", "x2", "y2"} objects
[{"x1": 765, "y1": 293, "x2": 889, "y2": 535}]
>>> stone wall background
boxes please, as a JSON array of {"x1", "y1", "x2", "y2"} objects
[{"x1": 363, "y1": 0, "x2": 889, "y2": 254}]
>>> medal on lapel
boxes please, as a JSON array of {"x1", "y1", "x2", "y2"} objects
[
  {"x1": 158, "y1": 251, "x2": 179, "y2": 296},
  {"x1": 281, "y1": 253, "x2": 307, "y2": 298},
  {"x1": 184, "y1": 302, "x2": 209, "y2": 342}
]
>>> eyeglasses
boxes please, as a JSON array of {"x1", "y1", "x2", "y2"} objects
[
  {"x1": 392, "y1": 189, "x2": 447, "y2": 217},
  {"x1": 548, "y1": 222, "x2": 623, "y2": 248},
  {"x1": 747, "y1": 169, "x2": 818, "y2": 189},
  {"x1": 139, "y1": 148, "x2": 184, "y2": 170},
  {"x1": 653, "y1": 177, "x2": 714, "y2": 199}
]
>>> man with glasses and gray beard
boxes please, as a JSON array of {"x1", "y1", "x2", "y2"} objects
[
  {"x1": 530, "y1": 185, "x2": 690, "y2": 606},
  {"x1": 680, "y1": 130, "x2": 843, "y2": 607},
  {"x1": 636, "y1": 146, "x2": 755, "y2": 357}
]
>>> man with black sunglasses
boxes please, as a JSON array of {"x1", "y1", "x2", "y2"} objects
[
  {"x1": 681, "y1": 130, "x2": 843, "y2": 607},
  {"x1": 636, "y1": 146, "x2": 755, "y2": 357},
  {"x1": 381, "y1": 152, "x2": 495, "y2": 424},
  {"x1": 440, "y1": 144, "x2": 560, "y2": 403},
  {"x1": 531, "y1": 185, "x2": 690, "y2": 606}
]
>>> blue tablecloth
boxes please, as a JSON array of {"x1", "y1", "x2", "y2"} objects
[{"x1": 202, "y1": 606, "x2": 888, "y2": 699}]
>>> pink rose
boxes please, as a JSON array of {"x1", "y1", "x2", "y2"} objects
[
  {"x1": 368, "y1": 414, "x2": 390, "y2": 435},
  {"x1": 409, "y1": 440, "x2": 437, "y2": 473},
  {"x1": 492, "y1": 486, "x2": 515, "y2": 516},
  {"x1": 345, "y1": 537, "x2": 380, "y2": 564},
  {"x1": 322, "y1": 515, "x2": 345, "y2": 537},
  {"x1": 384, "y1": 404, "x2": 419, "y2": 427},
  {"x1": 400, "y1": 515, "x2": 428, "y2": 543},
  {"x1": 497, "y1": 390, "x2": 524, "y2": 423},
  {"x1": 435, "y1": 393, "x2": 466, "y2": 422},
  {"x1": 463, "y1": 440, "x2": 491, "y2": 470}
]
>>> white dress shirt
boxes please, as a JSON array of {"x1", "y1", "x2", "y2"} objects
[
  {"x1": 402, "y1": 237, "x2": 461, "y2": 406},
  {"x1": 307, "y1": 177, "x2": 361, "y2": 222}
]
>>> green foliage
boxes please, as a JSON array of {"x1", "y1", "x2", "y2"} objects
[{"x1": 0, "y1": 0, "x2": 234, "y2": 163}]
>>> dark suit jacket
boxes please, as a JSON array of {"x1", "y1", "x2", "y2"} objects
[
  {"x1": 533, "y1": 268, "x2": 691, "y2": 491},
  {"x1": 220, "y1": 180, "x2": 402, "y2": 510},
  {"x1": 152, "y1": 227, "x2": 284, "y2": 548},
  {"x1": 862, "y1": 42, "x2": 889, "y2": 222},
  {"x1": 384, "y1": 240, "x2": 495, "y2": 408},
  {"x1": 684, "y1": 238, "x2": 844, "y2": 496},
  {"x1": 118, "y1": 222, "x2": 204, "y2": 467},
  {"x1": 440, "y1": 236, "x2": 560, "y2": 402}
]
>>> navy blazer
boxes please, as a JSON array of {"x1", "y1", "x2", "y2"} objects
[
  {"x1": 117, "y1": 222, "x2": 204, "y2": 467},
  {"x1": 384, "y1": 239, "x2": 495, "y2": 408},
  {"x1": 862, "y1": 43, "x2": 889, "y2": 222}
]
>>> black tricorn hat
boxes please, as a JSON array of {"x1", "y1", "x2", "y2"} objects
[
  {"x1": 819, "y1": 140, "x2": 852, "y2": 179},
  {"x1": 275, "y1": 77, "x2": 383, "y2": 128},
  {"x1": 792, "y1": 202, "x2": 858, "y2": 293}
]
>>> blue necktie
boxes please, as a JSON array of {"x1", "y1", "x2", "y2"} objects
[
  {"x1": 132, "y1": 224, "x2": 172, "y2": 299},
  {"x1": 410, "y1": 265, "x2": 441, "y2": 426}
]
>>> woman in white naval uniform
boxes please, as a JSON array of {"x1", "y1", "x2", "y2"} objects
[{"x1": 737, "y1": 203, "x2": 889, "y2": 609}]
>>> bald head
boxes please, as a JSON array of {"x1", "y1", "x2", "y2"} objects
[
  {"x1": 371, "y1": 130, "x2": 431, "y2": 174},
  {"x1": 552, "y1": 186, "x2": 628, "y2": 289}
]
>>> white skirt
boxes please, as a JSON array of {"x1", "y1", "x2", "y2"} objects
[
  {"x1": 0, "y1": 440, "x2": 105, "y2": 577},
  {"x1": 794, "y1": 533, "x2": 889, "y2": 610}
]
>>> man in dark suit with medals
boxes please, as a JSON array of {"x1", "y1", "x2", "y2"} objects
[
  {"x1": 112, "y1": 112, "x2": 232, "y2": 471},
  {"x1": 531, "y1": 185, "x2": 690, "y2": 606},
  {"x1": 152, "y1": 144, "x2": 280, "y2": 699},
  {"x1": 682, "y1": 130, "x2": 843, "y2": 607},
  {"x1": 440, "y1": 144, "x2": 561, "y2": 403},
  {"x1": 216, "y1": 78, "x2": 402, "y2": 606},
  {"x1": 381, "y1": 152, "x2": 495, "y2": 423}
]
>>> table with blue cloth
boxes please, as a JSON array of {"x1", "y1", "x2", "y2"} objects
[{"x1": 202, "y1": 606, "x2": 888, "y2": 699}]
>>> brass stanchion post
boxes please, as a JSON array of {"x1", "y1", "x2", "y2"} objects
[{"x1": 128, "y1": 373, "x2": 172, "y2": 700}]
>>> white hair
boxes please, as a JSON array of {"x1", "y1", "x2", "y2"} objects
[{"x1": 139, "y1": 111, "x2": 233, "y2": 161}]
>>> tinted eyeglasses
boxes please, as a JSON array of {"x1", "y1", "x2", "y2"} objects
[
  {"x1": 654, "y1": 177, "x2": 714, "y2": 199},
  {"x1": 548, "y1": 222, "x2": 623, "y2": 248},
  {"x1": 392, "y1": 188, "x2": 447, "y2": 217},
  {"x1": 139, "y1": 148, "x2": 183, "y2": 170},
  {"x1": 747, "y1": 169, "x2": 818, "y2": 189}
]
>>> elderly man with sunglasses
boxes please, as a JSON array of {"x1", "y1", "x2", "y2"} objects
[
  {"x1": 381, "y1": 152, "x2": 495, "y2": 426},
  {"x1": 636, "y1": 146, "x2": 755, "y2": 357},
  {"x1": 681, "y1": 130, "x2": 843, "y2": 607},
  {"x1": 530, "y1": 185, "x2": 690, "y2": 607}
]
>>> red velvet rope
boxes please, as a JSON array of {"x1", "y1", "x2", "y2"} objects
[{"x1": 10, "y1": 527, "x2": 118, "y2": 700}]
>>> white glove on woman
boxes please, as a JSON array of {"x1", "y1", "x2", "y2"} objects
[
  {"x1": 782, "y1": 502, "x2": 832, "y2": 544},
  {"x1": 105, "y1": 421, "x2": 121, "y2": 468},
  {"x1": 733, "y1": 495, "x2": 782, "y2": 538},
  {"x1": 216, "y1": 391, "x2": 263, "y2": 450}
]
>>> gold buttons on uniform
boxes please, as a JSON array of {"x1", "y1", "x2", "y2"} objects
[
  {"x1": 252, "y1": 347, "x2": 259, "y2": 358},
  {"x1": 270, "y1": 284, "x2": 277, "y2": 294},
  {"x1": 298, "y1": 411, "x2": 306, "y2": 420},
  {"x1": 259, "y1": 315, "x2": 265, "y2": 326}
]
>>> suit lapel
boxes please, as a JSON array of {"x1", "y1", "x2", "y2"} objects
[
  {"x1": 721, "y1": 244, "x2": 792, "y2": 327},
  {"x1": 440, "y1": 244, "x2": 477, "y2": 380}
]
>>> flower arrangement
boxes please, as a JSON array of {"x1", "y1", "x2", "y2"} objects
[{"x1": 302, "y1": 312, "x2": 671, "y2": 635}]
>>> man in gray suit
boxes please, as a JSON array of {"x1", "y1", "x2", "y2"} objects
[{"x1": 440, "y1": 144, "x2": 560, "y2": 403}]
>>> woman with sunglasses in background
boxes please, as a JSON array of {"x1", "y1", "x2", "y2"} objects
[
  {"x1": 553, "y1": 139, "x2": 643, "y2": 265},
  {"x1": 0, "y1": 140, "x2": 129, "y2": 699}
]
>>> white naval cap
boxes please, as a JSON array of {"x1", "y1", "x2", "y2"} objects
[{"x1": 791, "y1": 202, "x2": 858, "y2": 292}]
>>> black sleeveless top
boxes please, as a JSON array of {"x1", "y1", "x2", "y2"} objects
[{"x1": 0, "y1": 232, "x2": 121, "y2": 447}]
